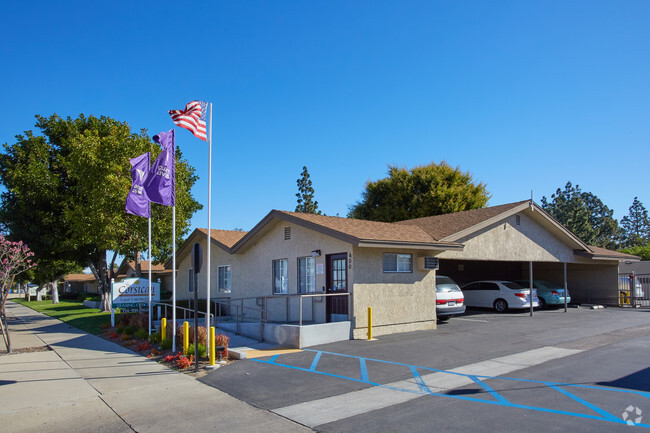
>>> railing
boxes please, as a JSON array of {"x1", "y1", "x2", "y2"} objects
[
  {"x1": 151, "y1": 300, "x2": 213, "y2": 327},
  {"x1": 210, "y1": 292, "x2": 351, "y2": 342},
  {"x1": 618, "y1": 273, "x2": 650, "y2": 308}
]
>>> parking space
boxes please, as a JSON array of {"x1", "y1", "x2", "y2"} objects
[{"x1": 201, "y1": 307, "x2": 650, "y2": 432}]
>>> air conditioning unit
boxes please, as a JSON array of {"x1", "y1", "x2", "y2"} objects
[{"x1": 418, "y1": 256, "x2": 439, "y2": 271}]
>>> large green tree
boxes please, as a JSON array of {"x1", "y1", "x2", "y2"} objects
[
  {"x1": 295, "y1": 166, "x2": 321, "y2": 214},
  {"x1": 540, "y1": 182, "x2": 620, "y2": 248},
  {"x1": 620, "y1": 197, "x2": 650, "y2": 248},
  {"x1": 348, "y1": 161, "x2": 490, "y2": 222},
  {"x1": 0, "y1": 114, "x2": 202, "y2": 310}
]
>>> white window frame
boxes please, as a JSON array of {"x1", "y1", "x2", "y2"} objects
[
  {"x1": 218, "y1": 265, "x2": 232, "y2": 293},
  {"x1": 298, "y1": 257, "x2": 316, "y2": 293},
  {"x1": 383, "y1": 253, "x2": 413, "y2": 273},
  {"x1": 272, "y1": 259, "x2": 288, "y2": 294}
]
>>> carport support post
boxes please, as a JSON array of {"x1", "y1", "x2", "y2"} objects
[
  {"x1": 529, "y1": 262, "x2": 534, "y2": 317},
  {"x1": 564, "y1": 262, "x2": 569, "y2": 313}
]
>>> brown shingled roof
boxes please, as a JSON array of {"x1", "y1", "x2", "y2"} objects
[
  {"x1": 396, "y1": 201, "x2": 529, "y2": 240},
  {"x1": 198, "y1": 228, "x2": 248, "y2": 249}
]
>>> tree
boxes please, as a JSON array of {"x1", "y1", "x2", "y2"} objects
[
  {"x1": 295, "y1": 166, "x2": 321, "y2": 214},
  {"x1": 348, "y1": 161, "x2": 490, "y2": 222},
  {"x1": 0, "y1": 114, "x2": 202, "y2": 311},
  {"x1": 620, "y1": 197, "x2": 650, "y2": 248},
  {"x1": 0, "y1": 236, "x2": 35, "y2": 353},
  {"x1": 540, "y1": 182, "x2": 620, "y2": 248}
]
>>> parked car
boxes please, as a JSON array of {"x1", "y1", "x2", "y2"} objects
[
  {"x1": 513, "y1": 280, "x2": 571, "y2": 308},
  {"x1": 435, "y1": 275, "x2": 466, "y2": 321},
  {"x1": 461, "y1": 280, "x2": 539, "y2": 313}
]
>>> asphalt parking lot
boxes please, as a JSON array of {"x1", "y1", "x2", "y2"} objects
[{"x1": 201, "y1": 307, "x2": 650, "y2": 432}]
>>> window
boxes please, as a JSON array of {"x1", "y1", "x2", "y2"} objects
[
  {"x1": 272, "y1": 259, "x2": 288, "y2": 294},
  {"x1": 218, "y1": 265, "x2": 231, "y2": 293},
  {"x1": 188, "y1": 268, "x2": 194, "y2": 293},
  {"x1": 383, "y1": 253, "x2": 413, "y2": 273},
  {"x1": 298, "y1": 257, "x2": 316, "y2": 293}
]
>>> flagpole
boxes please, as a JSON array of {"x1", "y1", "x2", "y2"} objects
[
  {"x1": 148, "y1": 215, "x2": 152, "y2": 336},
  {"x1": 206, "y1": 102, "x2": 212, "y2": 346}
]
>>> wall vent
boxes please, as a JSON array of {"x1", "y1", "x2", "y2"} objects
[
  {"x1": 418, "y1": 256, "x2": 439, "y2": 271},
  {"x1": 284, "y1": 226, "x2": 291, "y2": 240}
]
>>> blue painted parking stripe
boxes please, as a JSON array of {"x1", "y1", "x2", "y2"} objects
[
  {"x1": 468, "y1": 375, "x2": 509, "y2": 404},
  {"x1": 549, "y1": 384, "x2": 620, "y2": 423},
  {"x1": 309, "y1": 351, "x2": 322, "y2": 371},
  {"x1": 359, "y1": 358, "x2": 370, "y2": 383},
  {"x1": 409, "y1": 366, "x2": 432, "y2": 394},
  {"x1": 258, "y1": 349, "x2": 650, "y2": 428}
]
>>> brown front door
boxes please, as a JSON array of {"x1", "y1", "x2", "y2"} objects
[{"x1": 326, "y1": 253, "x2": 348, "y2": 322}]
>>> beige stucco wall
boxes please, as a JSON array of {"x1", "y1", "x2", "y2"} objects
[
  {"x1": 438, "y1": 213, "x2": 584, "y2": 263},
  {"x1": 351, "y1": 248, "x2": 437, "y2": 338}
]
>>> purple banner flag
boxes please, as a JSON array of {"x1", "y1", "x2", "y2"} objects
[
  {"x1": 145, "y1": 129, "x2": 175, "y2": 207},
  {"x1": 125, "y1": 152, "x2": 151, "y2": 218}
]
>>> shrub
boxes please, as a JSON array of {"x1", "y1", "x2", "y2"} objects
[
  {"x1": 118, "y1": 312, "x2": 148, "y2": 330},
  {"x1": 134, "y1": 328, "x2": 148, "y2": 340},
  {"x1": 99, "y1": 322, "x2": 112, "y2": 330},
  {"x1": 108, "y1": 331, "x2": 119, "y2": 339},
  {"x1": 123, "y1": 325, "x2": 137, "y2": 336},
  {"x1": 215, "y1": 334, "x2": 230, "y2": 359},
  {"x1": 175, "y1": 355, "x2": 194, "y2": 369},
  {"x1": 160, "y1": 338, "x2": 173, "y2": 350},
  {"x1": 120, "y1": 333, "x2": 131, "y2": 342},
  {"x1": 178, "y1": 324, "x2": 207, "y2": 346},
  {"x1": 135, "y1": 341, "x2": 151, "y2": 352},
  {"x1": 149, "y1": 332, "x2": 161, "y2": 343},
  {"x1": 187, "y1": 343, "x2": 207, "y2": 359},
  {"x1": 163, "y1": 352, "x2": 182, "y2": 363}
]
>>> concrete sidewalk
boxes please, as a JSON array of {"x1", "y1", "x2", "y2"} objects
[{"x1": 0, "y1": 300, "x2": 313, "y2": 433}]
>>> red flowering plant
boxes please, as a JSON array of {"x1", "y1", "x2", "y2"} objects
[
  {"x1": 0, "y1": 236, "x2": 35, "y2": 353},
  {"x1": 175, "y1": 354, "x2": 194, "y2": 369}
]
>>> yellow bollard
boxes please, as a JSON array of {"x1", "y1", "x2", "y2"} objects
[
  {"x1": 368, "y1": 307, "x2": 373, "y2": 340},
  {"x1": 161, "y1": 318, "x2": 167, "y2": 342},
  {"x1": 183, "y1": 321, "x2": 189, "y2": 355},
  {"x1": 209, "y1": 326, "x2": 215, "y2": 366}
]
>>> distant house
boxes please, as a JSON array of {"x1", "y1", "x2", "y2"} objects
[
  {"x1": 62, "y1": 273, "x2": 99, "y2": 294},
  {"x1": 116, "y1": 259, "x2": 172, "y2": 294},
  {"x1": 167, "y1": 200, "x2": 638, "y2": 345}
]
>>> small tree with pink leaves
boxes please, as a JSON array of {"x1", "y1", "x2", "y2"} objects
[{"x1": 0, "y1": 235, "x2": 35, "y2": 353}]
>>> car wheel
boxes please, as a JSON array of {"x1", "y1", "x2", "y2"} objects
[
  {"x1": 538, "y1": 297, "x2": 546, "y2": 309},
  {"x1": 493, "y1": 299, "x2": 508, "y2": 313},
  {"x1": 437, "y1": 316, "x2": 450, "y2": 323}
]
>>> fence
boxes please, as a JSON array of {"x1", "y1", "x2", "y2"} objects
[{"x1": 618, "y1": 273, "x2": 650, "y2": 308}]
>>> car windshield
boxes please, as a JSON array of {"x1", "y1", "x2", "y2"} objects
[{"x1": 504, "y1": 282, "x2": 525, "y2": 290}]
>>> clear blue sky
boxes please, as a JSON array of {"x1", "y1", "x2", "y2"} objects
[{"x1": 1, "y1": 1, "x2": 649, "y2": 234}]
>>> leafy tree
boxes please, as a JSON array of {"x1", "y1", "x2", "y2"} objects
[
  {"x1": 295, "y1": 166, "x2": 321, "y2": 214},
  {"x1": 348, "y1": 161, "x2": 490, "y2": 222},
  {"x1": 0, "y1": 114, "x2": 201, "y2": 311},
  {"x1": 541, "y1": 182, "x2": 620, "y2": 248},
  {"x1": 619, "y1": 243, "x2": 650, "y2": 260},
  {"x1": 620, "y1": 197, "x2": 650, "y2": 248}
]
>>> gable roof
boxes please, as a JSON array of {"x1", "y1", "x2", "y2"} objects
[{"x1": 230, "y1": 210, "x2": 464, "y2": 253}]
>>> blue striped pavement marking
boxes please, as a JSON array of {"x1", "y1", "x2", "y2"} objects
[{"x1": 252, "y1": 348, "x2": 650, "y2": 428}]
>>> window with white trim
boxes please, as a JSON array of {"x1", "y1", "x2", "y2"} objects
[
  {"x1": 218, "y1": 265, "x2": 231, "y2": 293},
  {"x1": 272, "y1": 259, "x2": 288, "y2": 294},
  {"x1": 188, "y1": 268, "x2": 194, "y2": 292},
  {"x1": 383, "y1": 253, "x2": 413, "y2": 273},
  {"x1": 298, "y1": 257, "x2": 316, "y2": 293}
]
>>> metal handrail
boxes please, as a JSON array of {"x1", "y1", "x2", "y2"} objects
[{"x1": 151, "y1": 300, "x2": 213, "y2": 327}]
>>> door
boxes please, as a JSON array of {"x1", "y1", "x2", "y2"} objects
[{"x1": 326, "y1": 253, "x2": 348, "y2": 322}]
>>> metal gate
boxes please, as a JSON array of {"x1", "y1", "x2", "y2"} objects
[{"x1": 618, "y1": 273, "x2": 650, "y2": 307}]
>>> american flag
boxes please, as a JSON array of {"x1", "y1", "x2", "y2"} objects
[{"x1": 169, "y1": 101, "x2": 208, "y2": 141}]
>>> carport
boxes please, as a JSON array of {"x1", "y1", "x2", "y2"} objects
[{"x1": 402, "y1": 200, "x2": 638, "y2": 305}]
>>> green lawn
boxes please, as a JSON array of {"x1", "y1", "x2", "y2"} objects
[{"x1": 11, "y1": 298, "x2": 112, "y2": 335}]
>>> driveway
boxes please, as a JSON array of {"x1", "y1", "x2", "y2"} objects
[{"x1": 201, "y1": 307, "x2": 650, "y2": 432}]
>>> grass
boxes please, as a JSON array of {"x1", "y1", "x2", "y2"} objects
[{"x1": 11, "y1": 298, "x2": 112, "y2": 335}]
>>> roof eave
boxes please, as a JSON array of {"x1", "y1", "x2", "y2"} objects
[{"x1": 356, "y1": 240, "x2": 463, "y2": 251}]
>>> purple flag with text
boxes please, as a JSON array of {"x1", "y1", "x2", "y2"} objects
[
  {"x1": 125, "y1": 152, "x2": 151, "y2": 218},
  {"x1": 145, "y1": 129, "x2": 175, "y2": 207}
]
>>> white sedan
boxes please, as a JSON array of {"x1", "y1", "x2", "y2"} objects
[{"x1": 461, "y1": 280, "x2": 539, "y2": 313}]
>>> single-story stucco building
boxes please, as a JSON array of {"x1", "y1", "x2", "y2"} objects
[{"x1": 166, "y1": 200, "x2": 638, "y2": 346}]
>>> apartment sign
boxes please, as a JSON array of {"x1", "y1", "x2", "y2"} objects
[{"x1": 112, "y1": 278, "x2": 160, "y2": 309}]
